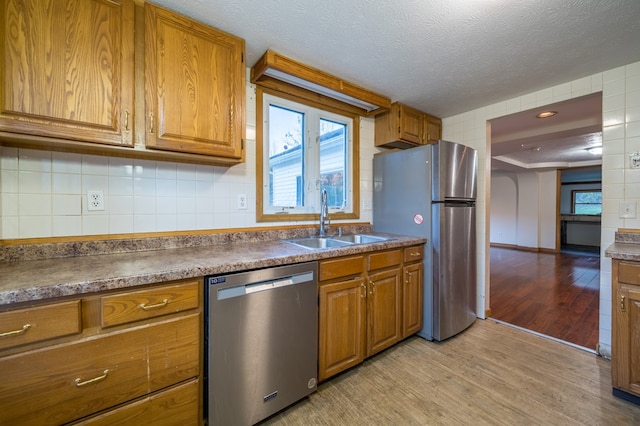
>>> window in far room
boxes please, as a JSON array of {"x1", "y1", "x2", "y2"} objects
[{"x1": 572, "y1": 190, "x2": 602, "y2": 214}]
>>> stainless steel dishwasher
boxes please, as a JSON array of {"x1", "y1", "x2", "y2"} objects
[{"x1": 205, "y1": 261, "x2": 318, "y2": 425}]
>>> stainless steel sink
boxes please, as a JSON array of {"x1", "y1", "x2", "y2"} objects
[
  {"x1": 331, "y1": 234, "x2": 391, "y2": 244},
  {"x1": 284, "y1": 234, "x2": 391, "y2": 250},
  {"x1": 284, "y1": 237, "x2": 354, "y2": 250}
]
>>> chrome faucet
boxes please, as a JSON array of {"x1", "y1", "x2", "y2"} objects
[{"x1": 319, "y1": 189, "x2": 330, "y2": 237}]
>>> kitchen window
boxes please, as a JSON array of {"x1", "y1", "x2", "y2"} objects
[
  {"x1": 572, "y1": 189, "x2": 602, "y2": 214},
  {"x1": 256, "y1": 87, "x2": 360, "y2": 221}
]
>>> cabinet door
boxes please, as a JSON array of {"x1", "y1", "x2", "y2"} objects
[
  {"x1": 367, "y1": 269, "x2": 402, "y2": 356},
  {"x1": 145, "y1": 3, "x2": 245, "y2": 159},
  {"x1": 613, "y1": 283, "x2": 640, "y2": 395},
  {"x1": 424, "y1": 114, "x2": 442, "y2": 144},
  {"x1": 0, "y1": 0, "x2": 134, "y2": 146},
  {"x1": 397, "y1": 104, "x2": 423, "y2": 145},
  {"x1": 402, "y1": 263, "x2": 423, "y2": 337},
  {"x1": 318, "y1": 278, "x2": 366, "y2": 381}
]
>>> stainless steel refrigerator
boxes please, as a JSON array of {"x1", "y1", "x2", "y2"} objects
[{"x1": 373, "y1": 140, "x2": 477, "y2": 341}]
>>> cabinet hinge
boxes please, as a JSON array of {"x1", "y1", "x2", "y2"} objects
[
  {"x1": 241, "y1": 52, "x2": 244, "y2": 63},
  {"x1": 241, "y1": 139, "x2": 244, "y2": 150}
]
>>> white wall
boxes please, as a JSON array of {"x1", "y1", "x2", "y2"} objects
[
  {"x1": 442, "y1": 60, "x2": 640, "y2": 356},
  {"x1": 490, "y1": 170, "x2": 557, "y2": 249},
  {"x1": 490, "y1": 173, "x2": 517, "y2": 244},
  {"x1": 516, "y1": 172, "x2": 540, "y2": 248},
  {"x1": 538, "y1": 170, "x2": 558, "y2": 249},
  {"x1": 0, "y1": 75, "x2": 377, "y2": 239}
]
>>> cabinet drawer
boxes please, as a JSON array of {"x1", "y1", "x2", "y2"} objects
[
  {"x1": 101, "y1": 280, "x2": 199, "y2": 328},
  {"x1": 320, "y1": 255, "x2": 364, "y2": 281},
  {"x1": 0, "y1": 313, "x2": 199, "y2": 426},
  {"x1": 0, "y1": 300, "x2": 81, "y2": 350},
  {"x1": 368, "y1": 249, "x2": 402, "y2": 271},
  {"x1": 75, "y1": 379, "x2": 199, "y2": 425},
  {"x1": 619, "y1": 262, "x2": 640, "y2": 285},
  {"x1": 403, "y1": 245, "x2": 424, "y2": 263}
]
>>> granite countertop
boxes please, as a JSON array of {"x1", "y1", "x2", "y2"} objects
[
  {"x1": 605, "y1": 230, "x2": 640, "y2": 261},
  {"x1": 0, "y1": 227, "x2": 425, "y2": 306}
]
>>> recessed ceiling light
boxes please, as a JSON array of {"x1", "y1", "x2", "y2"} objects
[{"x1": 536, "y1": 111, "x2": 557, "y2": 118}]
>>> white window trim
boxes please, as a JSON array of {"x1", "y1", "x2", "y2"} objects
[{"x1": 258, "y1": 90, "x2": 358, "y2": 219}]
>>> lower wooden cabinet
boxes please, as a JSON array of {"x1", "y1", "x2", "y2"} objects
[
  {"x1": 402, "y1": 246, "x2": 424, "y2": 337},
  {"x1": 612, "y1": 260, "x2": 640, "y2": 397},
  {"x1": 318, "y1": 245, "x2": 423, "y2": 381},
  {"x1": 0, "y1": 278, "x2": 202, "y2": 425},
  {"x1": 74, "y1": 379, "x2": 200, "y2": 426},
  {"x1": 367, "y1": 250, "x2": 403, "y2": 356},
  {"x1": 318, "y1": 276, "x2": 366, "y2": 381}
]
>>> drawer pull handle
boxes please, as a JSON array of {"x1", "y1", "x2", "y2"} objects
[
  {"x1": 140, "y1": 299, "x2": 169, "y2": 311},
  {"x1": 621, "y1": 295, "x2": 626, "y2": 313},
  {"x1": 75, "y1": 369, "x2": 109, "y2": 387},
  {"x1": 410, "y1": 252, "x2": 420, "y2": 257},
  {"x1": 0, "y1": 323, "x2": 31, "y2": 338},
  {"x1": 149, "y1": 112, "x2": 154, "y2": 134}
]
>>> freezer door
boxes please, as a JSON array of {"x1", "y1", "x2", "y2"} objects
[
  {"x1": 432, "y1": 140, "x2": 478, "y2": 201},
  {"x1": 432, "y1": 202, "x2": 476, "y2": 341}
]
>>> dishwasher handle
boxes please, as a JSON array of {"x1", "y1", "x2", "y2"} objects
[{"x1": 215, "y1": 271, "x2": 315, "y2": 301}]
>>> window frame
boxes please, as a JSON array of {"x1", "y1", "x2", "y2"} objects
[
  {"x1": 256, "y1": 85, "x2": 360, "y2": 222},
  {"x1": 571, "y1": 189, "x2": 602, "y2": 215}
]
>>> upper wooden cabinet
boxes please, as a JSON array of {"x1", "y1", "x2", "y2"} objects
[
  {"x1": 0, "y1": 0, "x2": 135, "y2": 146},
  {"x1": 375, "y1": 102, "x2": 442, "y2": 149},
  {"x1": 144, "y1": 2, "x2": 245, "y2": 160},
  {"x1": 424, "y1": 113, "x2": 442, "y2": 144}
]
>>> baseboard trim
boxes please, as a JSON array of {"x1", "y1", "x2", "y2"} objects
[{"x1": 613, "y1": 387, "x2": 640, "y2": 406}]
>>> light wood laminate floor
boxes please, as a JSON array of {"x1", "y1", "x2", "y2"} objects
[{"x1": 260, "y1": 320, "x2": 640, "y2": 425}]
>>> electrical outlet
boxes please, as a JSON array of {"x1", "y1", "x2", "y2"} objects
[
  {"x1": 237, "y1": 194, "x2": 248, "y2": 210},
  {"x1": 87, "y1": 190, "x2": 105, "y2": 211},
  {"x1": 619, "y1": 201, "x2": 637, "y2": 219}
]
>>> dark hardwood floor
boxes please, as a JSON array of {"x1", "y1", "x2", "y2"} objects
[{"x1": 489, "y1": 246, "x2": 600, "y2": 350}]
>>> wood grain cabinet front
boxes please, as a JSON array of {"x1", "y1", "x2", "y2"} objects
[
  {"x1": 318, "y1": 246, "x2": 423, "y2": 381},
  {"x1": 144, "y1": 2, "x2": 245, "y2": 160},
  {"x1": 0, "y1": 300, "x2": 81, "y2": 350},
  {"x1": 0, "y1": 0, "x2": 135, "y2": 147},
  {"x1": 374, "y1": 102, "x2": 442, "y2": 149},
  {"x1": 402, "y1": 246, "x2": 424, "y2": 338},
  {"x1": 366, "y1": 249, "x2": 402, "y2": 357},
  {"x1": 612, "y1": 260, "x2": 640, "y2": 398},
  {"x1": 101, "y1": 280, "x2": 199, "y2": 327},
  {"x1": 0, "y1": 278, "x2": 202, "y2": 425}
]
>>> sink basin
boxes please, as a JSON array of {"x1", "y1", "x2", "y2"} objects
[
  {"x1": 284, "y1": 237, "x2": 353, "y2": 250},
  {"x1": 284, "y1": 234, "x2": 391, "y2": 250},
  {"x1": 332, "y1": 234, "x2": 391, "y2": 244}
]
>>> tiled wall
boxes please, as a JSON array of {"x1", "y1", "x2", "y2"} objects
[
  {"x1": 0, "y1": 79, "x2": 377, "y2": 239},
  {"x1": 442, "y1": 60, "x2": 640, "y2": 356}
]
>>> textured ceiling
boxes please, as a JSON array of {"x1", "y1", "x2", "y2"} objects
[
  {"x1": 151, "y1": 0, "x2": 640, "y2": 172},
  {"x1": 150, "y1": 0, "x2": 640, "y2": 118}
]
